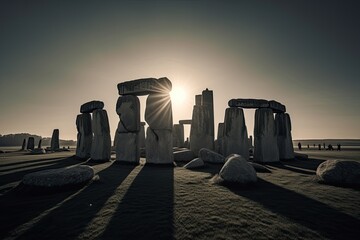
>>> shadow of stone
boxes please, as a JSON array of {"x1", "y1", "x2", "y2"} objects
[
  {"x1": 100, "y1": 164, "x2": 174, "y2": 240},
  {"x1": 5, "y1": 163, "x2": 135, "y2": 239},
  {"x1": 282, "y1": 158, "x2": 325, "y2": 171},
  {"x1": 227, "y1": 178, "x2": 360, "y2": 240},
  {"x1": 0, "y1": 156, "x2": 68, "y2": 168}
]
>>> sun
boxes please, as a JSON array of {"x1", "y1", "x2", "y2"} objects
[{"x1": 170, "y1": 86, "x2": 187, "y2": 104}]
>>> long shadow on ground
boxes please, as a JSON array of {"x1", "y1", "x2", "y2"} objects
[
  {"x1": 228, "y1": 178, "x2": 360, "y2": 240},
  {"x1": 1, "y1": 163, "x2": 135, "y2": 239},
  {"x1": 100, "y1": 164, "x2": 174, "y2": 240}
]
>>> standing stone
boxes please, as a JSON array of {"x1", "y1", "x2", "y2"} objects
[
  {"x1": 254, "y1": 108, "x2": 279, "y2": 162},
  {"x1": 190, "y1": 105, "x2": 214, "y2": 155},
  {"x1": 116, "y1": 95, "x2": 140, "y2": 132},
  {"x1": 38, "y1": 139, "x2": 42, "y2": 149},
  {"x1": 51, "y1": 129, "x2": 60, "y2": 151},
  {"x1": 91, "y1": 109, "x2": 111, "y2": 161},
  {"x1": 27, "y1": 137, "x2": 34, "y2": 150},
  {"x1": 76, "y1": 113, "x2": 92, "y2": 159},
  {"x1": 21, "y1": 138, "x2": 26, "y2": 150},
  {"x1": 115, "y1": 131, "x2": 140, "y2": 163},
  {"x1": 215, "y1": 123, "x2": 225, "y2": 154},
  {"x1": 202, "y1": 88, "x2": 214, "y2": 144},
  {"x1": 275, "y1": 113, "x2": 294, "y2": 160},
  {"x1": 223, "y1": 107, "x2": 249, "y2": 160},
  {"x1": 80, "y1": 100, "x2": 104, "y2": 113},
  {"x1": 139, "y1": 122, "x2": 146, "y2": 148},
  {"x1": 146, "y1": 128, "x2": 173, "y2": 164},
  {"x1": 195, "y1": 95, "x2": 202, "y2": 106},
  {"x1": 173, "y1": 124, "x2": 184, "y2": 147},
  {"x1": 145, "y1": 93, "x2": 172, "y2": 130}
]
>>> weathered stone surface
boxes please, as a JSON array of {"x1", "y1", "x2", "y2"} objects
[
  {"x1": 195, "y1": 95, "x2": 202, "y2": 106},
  {"x1": 146, "y1": 128, "x2": 173, "y2": 164},
  {"x1": 215, "y1": 123, "x2": 225, "y2": 154},
  {"x1": 179, "y1": 119, "x2": 192, "y2": 125},
  {"x1": 202, "y1": 89, "x2": 214, "y2": 141},
  {"x1": 173, "y1": 124, "x2": 184, "y2": 147},
  {"x1": 228, "y1": 98, "x2": 269, "y2": 108},
  {"x1": 219, "y1": 154, "x2": 257, "y2": 184},
  {"x1": 51, "y1": 129, "x2": 60, "y2": 150},
  {"x1": 27, "y1": 137, "x2": 35, "y2": 150},
  {"x1": 115, "y1": 132, "x2": 140, "y2": 164},
  {"x1": 22, "y1": 165, "x2": 94, "y2": 188},
  {"x1": 139, "y1": 124, "x2": 146, "y2": 148},
  {"x1": 80, "y1": 100, "x2": 104, "y2": 113},
  {"x1": 275, "y1": 113, "x2": 294, "y2": 160},
  {"x1": 116, "y1": 95, "x2": 140, "y2": 133},
  {"x1": 269, "y1": 100, "x2": 286, "y2": 113},
  {"x1": 199, "y1": 148, "x2": 225, "y2": 164},
  {"x1": 223, "y1": 108, "x2": 249, "y2": 160},
  {"x1": 184, "y1": 158, "x2": 204, "y2": 169},
  {"x1": 173, "y1": 149, "x2": 195, "y2": 162},
  {"x1": 316, "y1": 160, "x2": 360, "y2": 186},
  {"x1": 254, "y1": 108, "x2": 279, "y2": 162},
  {"x1": 76, "y1": 113, "x2": 92, "y2": 159},
  {"x1": 117, "y1": 77, "x2": 172, "y2": 96},
  {"x1": 190, "y1": 106, "x2": 214, "y2": 154},
  {"x1": 145, "y1": 93, "x2": 173, "y2": 130},
  {"x1": 91, "y1": 109, "x2": 111, "y2": 161},
  {"x1": 21, "y1": 138, "x2": 26, "y2": 150}
]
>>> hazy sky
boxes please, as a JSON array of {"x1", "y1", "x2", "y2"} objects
[{"x1": 1, "y1": 0, "x2": 359, "y2": 140}]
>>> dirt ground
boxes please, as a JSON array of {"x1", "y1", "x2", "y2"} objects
[{"x1": 0, "y1": 149, "x2": 359, "y2": 240}]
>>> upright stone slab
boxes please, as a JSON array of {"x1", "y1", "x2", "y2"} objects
[
  {"x1": 190, "y1": 105, "x2": 214, "y2": 155},
  {"x1": 195, "y1": 95, "x2": 202, "y2": 106},
  {"x1": 118, "y1": 77, "x2": 172, "y2": 95},
  {"x1": 173, "y1": 124, "x2": 184, "y2": 147},
  {"x1": 223, "y1": 108, "x2": 249, "y2": 160},
  {"x1": 80, "y1": 100, "x2": 104, "y2": 113},
  {"x1": 116, "y1": 95, "x2": 140, "y2": 132},
  {"x1": 91, "y1": 109, "x2": 111, "y2": 161},
  {"x1": 115, "y1": 131, "x2": 140, "y2": 163},
  {"x1": 254, "y1": 108, "x2": 279, "y2": 162},
  {"x1": 145, "y1": 93, "x2": 173, "y2": 130},
  {"x1": 146, "y1": 128, "x2": 173, "y2": 164},
  {"x1": 202, "y1": 88, "x2": 214, "y2": 143},
  {"x1": 51, "y1": 129, "x2": 60, "y2": 150},
  {"x1": 215, "y1": 123, "x2": 225, "y2": 154},
  {"x1": 27, "y1": 137, "x2": 34, "y2": 150},
  {"x1": 76, "y1": 113, "x2": 92, "y2": 159},
  {"x1": 38, "y1": 139, "x2": 42, "y2": 149},
  {"x1": 21, "y1": 138, "x2": 26, "y2": 150},
  {"x1": 275, "y1": 113, "x2": 294, "y2": 160},
  {"x1": 139, "y1": 122, "x2": 146, "y2": 148}
]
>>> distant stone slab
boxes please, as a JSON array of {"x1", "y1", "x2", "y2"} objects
[
  {"x1": 316, "y1": 160, "x2": 360, "y2": 186},
  {"x1": 22, "y1": 165, "x2": 94, "y2": 188},
  {"x1": 228, "y1": 98, "x2": 286, "y2": 113},
  {"x1": 228, "y1": 98, "x2": 269, "y2": 108},
  {"x1": 179, "y1": 119, "x2": 192, "y2": 125},
  {"x1": 80, "y1": 100, "x2": 104, "y2": 113},
  {"x1": 117, "y1": 77, "x2": 172, "y2": 96}
]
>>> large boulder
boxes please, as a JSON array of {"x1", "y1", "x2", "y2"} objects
[
  {"x1": 22, "y1": 165, "x2": 94, "y2": 188},
  {"x1": 80, "y1": 100, "x2": 104, "y2": 113},
  {"x1": 199, "y1": 148, "x2": 225, "y2": 164},
  {"x1": 219, "y1": 154, "x2": 257, "y2": 184},
  {"x1": 316, "y1": 160, "x2": 360, "y2": 186},
  {"x1": 184, "y1": 158, "x2": 204, "y2": 169},
  {"x1": 174, "y1": 150, "x2": 195, "y2": 162}
]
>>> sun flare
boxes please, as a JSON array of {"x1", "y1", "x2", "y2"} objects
[{"x1": 170, "y1": 86, "x2": 187, "y2": 104}]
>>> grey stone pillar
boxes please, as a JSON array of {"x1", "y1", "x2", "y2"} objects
[
  {"x1": 145, "y1": 93, "x2": 173, "y2": 164},
  {"x1": 215, "y1": 123, "x2": 224, "y2": 154},
  {"x1": 223, "y1": 107, "x2": 249, "y2": 160},
  {"x1": 139, "y1": 122, "x2": 146, "y2": 149},
  {"x1": 38, "y1": 139, "x2": 42, "y2": 149},
  {"x1": 91, "y1": 109, "x2": 111, "y2": 161},
  {"x1": 275, "y1": 113, "x2": 294, "y2": 160},
  {"x1": 173, "y1": 124, "x2": 184, "y2": 147},
  {"x1": 50, "y1": 129, "x2": 60, "y2": 150},
  {"x1": 115, "y1": 95, "x2": 140, "y2": 164},
  {"x1": 27, "y1": 137, "x2": 34, "y2": 150},
  {"x1": 76, "y1": 113, "x2": 92, "y2": 159},
  {"x1": 21, "y1": 138, "x2": 26, "y2": 150},
  {"x1": 254, "y1": 108, "x2": 279, "y2": 162}
]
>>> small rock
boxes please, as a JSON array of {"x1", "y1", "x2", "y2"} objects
[
  {"x1": 30, "y1": 148, "x2": 46, "y2": 154},
  {"x1": 219, "y1": 154, "x2": 257, "y2": 184},
  {"x1": 184, "y1": 158, "x2": 204, "y2": 169},
  {"x1": 316, "y1": 160, "x2": 360, "y2": 186},
  {"x1": 199, "y1": 148, "x2": 225, "y2": 164}
]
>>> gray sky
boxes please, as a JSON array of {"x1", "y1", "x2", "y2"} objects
[{"x1": 0, "y1": 0, "x2": 359, "y2": 140}]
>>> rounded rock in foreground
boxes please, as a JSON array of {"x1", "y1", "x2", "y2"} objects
[
  {"x1": 22, "y1": 165, "x2": 95, "y2": 188},
  {"x1": 219, "y1": 154, "x2": 257, "y2": 184},
  {"x1": 199, "y1": 148, "x2": 225, "y2": 164},
  {"x1": 174, "y1": 150, "x2": 195, "y2": 162},
  {"x1": 184, "y1": 158, "x2": 204, "y2": 169},
  {"x1": 316, "y1": 160, "x2": 360, "y2": 186}
]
